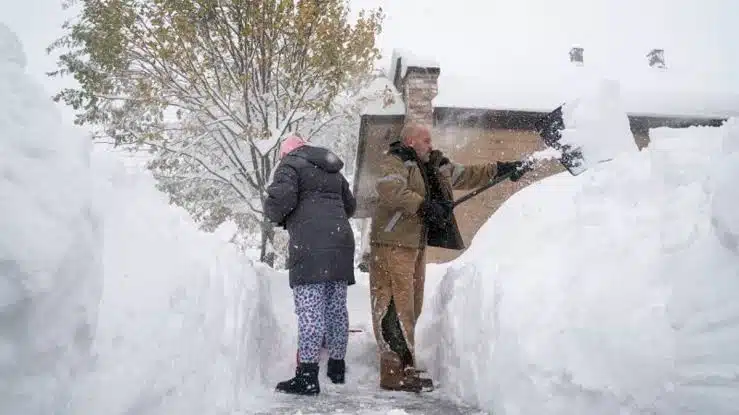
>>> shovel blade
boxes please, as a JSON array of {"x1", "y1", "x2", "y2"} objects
[{"x1": 534, "y1": 105, "x2": 587, "y2": 176}]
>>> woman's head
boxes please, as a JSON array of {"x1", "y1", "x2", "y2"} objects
[{"x1": 279, "y1": 135, "x2": 307, "y2": 158}]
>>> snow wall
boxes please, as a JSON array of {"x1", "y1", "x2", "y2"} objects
[
  {"x1": 0, "y1": 22, "x2": 102, "y2": 414},
  {"x1": 417, "y1": 81, "x2": 739, "y2": 414},
  {"x1": 0, "y1": 25, "x2": 291, "y2": 414}
]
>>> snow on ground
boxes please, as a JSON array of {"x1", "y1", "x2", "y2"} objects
[
  {"x1": 252, "y1": 268, "x2": 486, "y2": 415},
  {"x1": 416, "y1": 83, "x2": 739, "y2": 413},
  {"x1": 67, "y1": 148, "x2": 293, "y2": 414},
  {"x1": 0, "y1": 25, "x2": 291, "y2": 415},
  {"x1": 0, "y1": 22, "x2": 102, "y2": 414}
]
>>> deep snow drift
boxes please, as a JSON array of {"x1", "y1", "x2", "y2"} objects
[
  {"x1": 0, "y1": 22, "x2": 102, "y2": 414},
  {"x1": 0, "y1": 25, "x2": 290, "y2": 414},
  {"x1": 70, "y1": 148, "x2": 291, "y2": 414},
  {"x1": 417, "y1": 89, "x2": 739, "y2": 413}
]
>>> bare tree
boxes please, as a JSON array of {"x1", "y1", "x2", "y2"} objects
[{"x1": 49, "y1": 0, "x2": 384, "y2": 265}]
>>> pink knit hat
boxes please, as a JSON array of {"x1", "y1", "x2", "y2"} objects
[{"x1": 279, "y1": 135, "x2": 307, "y2": 158}]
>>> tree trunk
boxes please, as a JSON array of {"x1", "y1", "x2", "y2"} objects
[{"x1": 259, "y1": 220, "x2": 276, "y2": 267}]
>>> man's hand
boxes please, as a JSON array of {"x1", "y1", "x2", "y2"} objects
[
  {"x1": 428, "y1": 149, "x2": 450, "y2": 167},
  {"x1": 495, "y1": 160, "x2": 528, "y2": 182},
  {"x1": 418, "y1": 199, "x2": 453, "y2": 224}
]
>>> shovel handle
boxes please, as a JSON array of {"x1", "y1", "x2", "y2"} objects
[
  {"x1": 452, "y1": 169, "x2": 516, "y2": 208},
  {"x1": 452, "y1": 158, "x2": 538, "y2": 208}
]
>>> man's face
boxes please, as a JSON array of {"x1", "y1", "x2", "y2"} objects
[{"x1": 407, "y1": 128, "x2": 432, "y2": 160}]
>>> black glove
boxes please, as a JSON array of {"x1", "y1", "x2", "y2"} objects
[
  {"x1": 418, "y1": 199, "x2": 453, "y2": 224},
  {"x1": 428, "y1": 150, "x2": 450, "y2": 167},
  {"x1": 495, "y1": 160, "x2": 528, "y2": 182}
]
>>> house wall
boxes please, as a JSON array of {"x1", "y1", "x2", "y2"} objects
[{"x1": 352, "y1": 117, "x2": 404, "y2": 218}]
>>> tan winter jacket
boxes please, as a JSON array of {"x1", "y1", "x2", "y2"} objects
[{"x1": 370, "y1": 143, "x2": 497, "y2": 249}]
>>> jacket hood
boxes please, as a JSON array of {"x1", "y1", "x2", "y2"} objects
[
  {"x1": 288, "y1": 145, "x2": 344, "y2": 173},
  {"x1": 280, "y1": 134, "x2": 307, "y2": 158}
]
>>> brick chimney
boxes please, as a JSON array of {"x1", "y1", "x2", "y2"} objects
[
  {"x1": 569, "y1": 46, "x2": 584, "y2": 66},
  {"x1": 647, "y1": 48, "x2": 666, "y2": 68},
  {"x1": 390, "y1": 49, "x2": 440, "y2": 126}
]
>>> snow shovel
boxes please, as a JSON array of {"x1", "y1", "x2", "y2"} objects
[
  {"x1": 533, "y1": 104, "x2": 587, "y2": 176},
  {"x1": 452, "y1": 105, "x2": 588, "y2": 208},
  {"x1": 452, "y1": 166, "x2": 527, "y2": 208}
]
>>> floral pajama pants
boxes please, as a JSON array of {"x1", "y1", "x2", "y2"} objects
[{"x1": 294, "y1": 281, "x2": 349, "y2": 363}]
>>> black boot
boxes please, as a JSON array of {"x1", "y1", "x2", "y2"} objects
[
  {"x1": 275, "y1": 362, "x2": 320, "y2": 396},
  {"x1": 327, "y1": 358, "x2": 345, "y2": 384}
]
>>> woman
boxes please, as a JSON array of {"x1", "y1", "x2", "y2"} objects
[{"x1": 264, "y1": 135, "x2": 357, "y2": 396}]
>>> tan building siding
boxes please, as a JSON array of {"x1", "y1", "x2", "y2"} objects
[
  {"x1": 426, "y1": 125, "x2": 565, "y2": 263},
  {"x1": 352, "y1": 117, "x2": 404, "y2": 218}
]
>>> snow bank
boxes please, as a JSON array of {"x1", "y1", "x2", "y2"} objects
[
  {"x1": 711, "y1": 118, "x2": 739, "y2": 254},
  {"x1": 64, "y1": 148, "x2": 292, "y2": 414},
  {"x1": 0, "y1": 24, "x2": 290, "y2": 414},
  {"x1": 0, "y1": 24, "x2": 102, "y2": 414},
  {"x1": 417, "y1": 95, "x2": 739, "y2": 412}
]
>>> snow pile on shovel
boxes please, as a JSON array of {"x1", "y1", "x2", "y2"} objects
[
  {"x1": 559, "y1": 79, "x2": 639, "y2": 168},
  {"x1": 527, "y1": 79, "x2": 639, "y2": 176},
  {"x1": 417, "y1": 80, "x2": 739, "y2": 414}
]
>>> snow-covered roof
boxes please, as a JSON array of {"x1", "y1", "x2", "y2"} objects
[
  {"x1": 362, "y1": 47, "x2": 739, "y2": 120},
  {"x1": 433, "y1": 67, "x2": 739, "y2": 120},
  {"x1": 434, "y1": 76, "x2": 739, "y2": 120},
  {"x1": 387, "y1": 48, "x2": 440, "y2": 85},
  {"x1": 361, "y1": 72, "x2": 739, "y2": 120}
]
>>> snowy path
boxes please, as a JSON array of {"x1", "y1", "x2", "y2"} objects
[
  {"x1": 246, "y1": 272, "x2": 488, "y2": 415},
  {"x1": 251, "y1": 332, "x2": 488, "y2": 415},
  {"x1": 259, "y1": 386, "x2": 486, "y2": 415}
]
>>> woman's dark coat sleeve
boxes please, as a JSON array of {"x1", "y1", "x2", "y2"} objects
[
  {"x1": 264, "y1": 164, "x2": 299, "y2": 225},
  {"x1": 341, "y1": 176, "x2": 357, "y2": 218}
]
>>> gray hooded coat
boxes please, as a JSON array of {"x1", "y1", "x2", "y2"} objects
[{"x1": 264, "y1": 145, "x2": 356, "y2": 288}]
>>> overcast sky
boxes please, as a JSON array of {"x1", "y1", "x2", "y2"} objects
[
  {"x1": 3, "y1": 0, "x2": 739, "y2": 123},
  {"x1": 351, "y1": 0, "x2": 739, "y2": 80}
]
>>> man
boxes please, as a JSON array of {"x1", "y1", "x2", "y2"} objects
[{"x1": 368, "y1": 123, "x2": 527, "y2": 392}]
